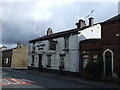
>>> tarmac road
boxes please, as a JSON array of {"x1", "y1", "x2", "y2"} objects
[{"x1": 1, "y1": 67, "x2": 111, "y2": 89}]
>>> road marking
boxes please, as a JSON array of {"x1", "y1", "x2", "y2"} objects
[{"x1": 0, "y1": 78, "x2": 34, "y2": 86}]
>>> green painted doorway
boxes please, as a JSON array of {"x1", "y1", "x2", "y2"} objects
[{"x1": 105, "y1": 51, "x2": 112, "y2": 77}]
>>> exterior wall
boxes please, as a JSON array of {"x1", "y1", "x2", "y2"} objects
[
  {"x1": 80, "y1": 40, "x2": 101, "y2": 72},
  {"x1": 11, "y1": 46, "x2": 28, "y2": 69},
  {"x1": 28, "y1": 37, "x2": 80, "y2": 72},
  {"x1": 78, "y1": 24, "x2": 101, "y2": 41},
  {"x1": 80, "y1": 40, "x2": 101, "y2": 50},
  {"x1": 102, "y1": 22, "x2": 120, "y2": 43},
  {"x1": 2, "y1": 50, "x2": 12, "y2": 67},
  {"x1": 28, "y1": 24, "x2": 101, "y2": 73},
  {"x1": 0, "y1": 47, "x2": 7, "y2": 66},
  {"x1": 101, "y1": 21, "x2": 120, "y2": 77},
  {"x1": 79, "y1": 19, "x2": 120, "y2": 78}
]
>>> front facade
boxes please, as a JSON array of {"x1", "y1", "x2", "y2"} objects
[
  {"x1": 101, "y1": 14, "x2": 120, "y2": 78},
  {"x1": 2, "y1": 49, "x2": 13, "y2": 67},
  {"x1": 80, "y1": 14, "x2": 120, "y2": 78},
  {"x1": 11, "y1": 46, "x2": 28, "y2": 69},
  {"x1": 80, "y1": 39, "x2": 102, "y2": 72},
  {"x1": 2, "y1": 41, "x2": 29, "y2": 69},
  {"x1": 28, "y1": 18, "x2": 101, "y2": 73},
  {"x1": 0, "y1": 46, "x2": 7, "y2": 66}
]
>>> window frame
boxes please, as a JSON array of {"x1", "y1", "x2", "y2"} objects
[
  {"x1": 82, "y1": 54, "x2": 89, "y2": 69},
  {"x1": 47, "y1": 55, "x2": 52, "y2": 67},
  {"x1": 64, "y1": 36, "x2": 69, "y2": 49}
]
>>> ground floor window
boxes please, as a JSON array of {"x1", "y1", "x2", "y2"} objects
[
  {"x1": 47, "y1": 55, "x2": 52, "y2": 67},
  {"x1": 60, "y1": 59, "x2": 64, "y2": 69},
  {"x1": 31, "y1": 55, "x2": 35, "y2": 66},
  {"x1": 82, "y1": 54, "x2": 89, "y2": 68},
  {"x1": 59, "y1": 54, "x2": 66, "y2": 69},
  {"x1": 92, "y1": 54, "x2": 98, "y2": 63},
  {"x1": 6, "y1": 58, "x2": 9, "y2": 64},
  {"x1": 4, "y1": 57, "x2": 11, "y2": 64}
]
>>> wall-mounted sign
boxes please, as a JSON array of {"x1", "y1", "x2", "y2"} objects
[{"x1": 37, "y1": 44, "x2": 46, "y2": 51}]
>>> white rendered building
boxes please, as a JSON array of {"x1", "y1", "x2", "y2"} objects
[{"x1": 28, "y1": 18, "x2": 101, "y2": 73}]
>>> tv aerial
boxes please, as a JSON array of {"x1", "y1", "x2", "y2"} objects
[{"x1": 86, "y1": 10, "x2": 94, "y2": 19}]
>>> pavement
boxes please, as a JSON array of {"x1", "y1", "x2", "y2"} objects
[{"x1": 12, "y1": 68, "x2": 120, "y2": 88}]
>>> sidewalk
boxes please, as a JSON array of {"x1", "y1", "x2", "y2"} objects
[{"x1": 13, "y1": 68, "x2": 120, "y2": 88}]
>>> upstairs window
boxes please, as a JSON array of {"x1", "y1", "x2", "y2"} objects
[
  {"x1": 64, "y1": 36, "x2": 69, "y2": 49},
  {"x1": 49, "y1": 40, "x2": 57, "y2": 50},
  {"x1": 33, "y1": 42, "x2": 36, "y2": 51}
]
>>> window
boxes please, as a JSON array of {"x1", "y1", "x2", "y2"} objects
[
  {"x1": 33, "y1": 43, "x2": 35, "y2": 51},
  {"x1": 81, "y1": 51, "x2": 89, "y2": 54},
  {"x1": 49, "y1": 40, "x2": 57, "y2": 50},
  {"x1": 59, "y1": 54, "x2": 65, "y2": 69},
  {"x1": 64, "y1": 36, "x2": 69, "y2": 49},
  {"x1": 60, "y1": 58, "x2": 64, "y2": 69},
  {"x1": 47, "y1": 55, "x2": 52, "y2": 67},
  {"x1": 31, "y1": 55, "x2": 35, "y2": 66},
  {"x1": 82, "y1": 55, "x2": 89, "y2": 68},
  {"x1": 92, "y1": 54, "x2": 98, "y2": 63},
  {"x1": 6, "y1": 58, "x2": 9, "y2": 64},
  {"x1": 5, "y1": 58, "x2": 11, "y2": 64}
]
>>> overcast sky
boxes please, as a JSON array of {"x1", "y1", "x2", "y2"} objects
[{"x1": 0, "y1": 0, "x2": 119, "y2": 48}]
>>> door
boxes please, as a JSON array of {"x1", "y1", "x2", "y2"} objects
[
  {"x1": 105, "y1": 51, "x2": 112, "y2": 76},
  {"x1": 38, "y1": 54, "x2": 43, "y2": 70}
]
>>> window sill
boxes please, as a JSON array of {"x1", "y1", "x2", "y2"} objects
[
  {"x1": 63, "y1": 48, "x2": 69, "y2": 51},
  {"x1": 59, "y1": 66, "x2": 64, "y2": 69},
  {"x1": 47, "y1": 65, "x2": 51, "y2": 67},
  {"x1": 31, "y1": 64, "x2": 34, "y2": 66}
]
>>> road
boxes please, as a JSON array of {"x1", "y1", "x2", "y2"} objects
[{"x1": 1, "y1": 67, "x2": 103, "y2": 89}]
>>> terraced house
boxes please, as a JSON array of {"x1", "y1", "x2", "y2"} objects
[
  {"x1": 2, "y1": 41, "x2": 28, "y2": 69},
  {"x1": 28, "y1": 17, "x2": 101, "y2": 74},
  {"x1": 0, "y1": 46, "x2": 7, "y2": 66},
  {"x1": 80, "y1": 14, "x2": 120, "y2": 78}
]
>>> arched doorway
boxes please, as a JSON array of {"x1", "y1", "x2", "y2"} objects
[{"x1": 103, "y1": 49, "x2": 113, "y2": 77}]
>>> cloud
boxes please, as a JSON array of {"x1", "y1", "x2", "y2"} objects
[{"x1": 1, "y1": 1, "x2": 118, "y2": 48}]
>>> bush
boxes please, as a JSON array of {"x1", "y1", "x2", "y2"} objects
[{"x1": 86, "y1": 60, "x2": 103, "y2": 79}]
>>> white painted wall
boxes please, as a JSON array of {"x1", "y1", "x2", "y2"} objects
[
  {"x1": 78, "y1": 24, "x2": 101, "y2": 41},
  {"x1": 28, "y1": 24, "x2": 101, "y2": 72}
]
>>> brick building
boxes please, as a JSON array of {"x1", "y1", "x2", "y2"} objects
[
  {"x1": 28, "y1": 17, "x2": 101, "y2": 74},
  {"x1": 80, "y1": 14, "x2": 120, "y2": 78},
  {"x1": 2, "y1": 41, "x2": 28, "y2": 69},
  {"x1": 2, "y1": 48, "x2": 13, "y2": 67},
  {"x1": 0, "y1": 46, "x2": 7, "y2": 66},
  {"x1": 11, "y1": 46, "x2": 28, "y2": 69}
]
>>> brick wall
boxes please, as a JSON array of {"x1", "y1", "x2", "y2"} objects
[{"x1": 11, "y1": 46, "x2": 28, "y2": 69}]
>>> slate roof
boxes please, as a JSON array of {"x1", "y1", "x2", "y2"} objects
[
  {"x1": 103, "y1": 14, "x2": 120, "y2": 23},
  {"x1": 80, "y1": 39, "x2": 101, "y2": 43},
  {"x1": 2, "y1": 48, "x2": 16, "y2": 52},
  {"x1": 29, "y1": 26, "x2": 90, "y2": 43}
]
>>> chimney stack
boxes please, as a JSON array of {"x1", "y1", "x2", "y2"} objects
[
  {"x1": 89, "y1": 17, "x2": 94, "y2": 26},
  {"x1": 76, "y1": 19, "x2": 86, "y2": 28},
  {"x1": 17, "y1": 41, "x2": 23, "y2": 48},
  {"x1": 47, "y1": 28, "x2": 53, "y2": 35}
]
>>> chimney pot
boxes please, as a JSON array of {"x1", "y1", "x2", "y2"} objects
[
  {"x1": 47, "y1": 28, "x2": 53, "y2": 35},
  {"x1": 17, "y1": 41, "x2": 23, "y2": 48},
  {"x1": 76, "y1": 19, "x2": 86, "y2": 28},
  {"x1": 89, "y1": 17, "x2": 94, "y2": 26}
]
